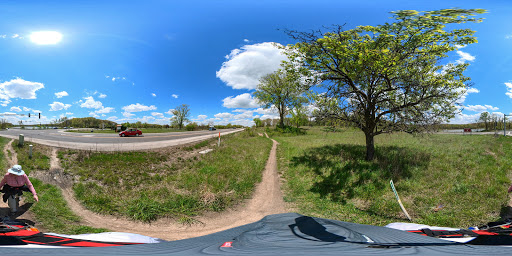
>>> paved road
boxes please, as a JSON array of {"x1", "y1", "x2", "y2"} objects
[
  {"x1": 438, "y1": 129, "x2": 511, "y2": 136},
  {"x1": 0, "y1": 128, "x2": 243, "y2": 151}
]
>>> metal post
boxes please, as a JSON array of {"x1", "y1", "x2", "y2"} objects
[
  {"x1": 18, "y1": 134, "x2": 24, "y2": 147},
  {"x1": 29, "y1": 145, "x2": 33, "y2": 159},
  {"x1": 218, "y1": 132, "x2": 221, "y2": 147},
  {"x1": 505, "y1": 114, "x2": 508, "y2": 136}
]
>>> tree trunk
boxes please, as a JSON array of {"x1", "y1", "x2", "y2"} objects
[
  {"x1": 365, "y1": 132, "x2": 375, "y2": 161},
  {"x1": 279, "y1": 112, "x2": 285, "y2": 128}
]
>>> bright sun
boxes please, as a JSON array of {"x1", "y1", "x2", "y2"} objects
[{"x1": 30, "y1": 31, "x2": 63, "y2": 45}]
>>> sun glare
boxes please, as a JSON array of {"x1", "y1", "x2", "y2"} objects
[{"x1": 30, "y1": 31, "x2": 62, "y2": 45}]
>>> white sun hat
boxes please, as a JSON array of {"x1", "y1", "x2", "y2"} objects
[{"x1": 8, "y1": 165, "x2": 25, "y2": 176}]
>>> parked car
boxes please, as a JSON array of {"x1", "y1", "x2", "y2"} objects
[
  {"x1": 209, "y1": 127, "x2": 216, "y2": 131},
  {"x1": 119, "y1": 128, "x2": 142, "y2": 137}
]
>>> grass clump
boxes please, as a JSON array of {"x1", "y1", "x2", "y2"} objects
[
  {"x1": 265, "y1": 126, "x2": 306, "y2": 137},
  {"x1": 276, "y1": 127, "x2": 512, "y2": 228},
  {"x1": 184, "y1": 139, "x2": 212, "y2": 151},
  {"x1": 25, "y1": 178, "x2": 109, "y2": 234},
  {"x1": 13, "y1": 140, "x2": 50, "y2": 172},
  {"x1": 62, "y1": 134, "x2": 272, "y2": 222},
  {"x1": 0, "y1": 137, "x2": 10, "y2": 171}
]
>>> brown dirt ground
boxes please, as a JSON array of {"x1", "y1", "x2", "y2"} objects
[{"x1": 3, "y1": 137, "x2": 288, "y2": 241}]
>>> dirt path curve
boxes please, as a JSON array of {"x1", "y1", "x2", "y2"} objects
[
  {"x1": 3, "y1": 139, "x2": 17, "y2": 167},
  {"x1": 41, "y1": 138, "x2": 287, "y2": 241}
]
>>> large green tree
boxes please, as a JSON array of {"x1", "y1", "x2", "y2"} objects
[
  {"x1": 170, "y1": 104, "x2": 191, "y2": 130},
  {"x1": 285, "y1": 8, "x2": 486, "y2": 160},
  {"x1": 478, "y1": 111, "x2": 490, "y2": 131},
  {"x1": 253, "y1": 118, "x2": 263, "y2": 127},
  {"x1": 253, "y1": 70, "x2": 307, "y2": 128}
]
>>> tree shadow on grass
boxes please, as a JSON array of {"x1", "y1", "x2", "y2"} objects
[{"x1": 290, "y1": 144, "x2": 431, "y2": 203}]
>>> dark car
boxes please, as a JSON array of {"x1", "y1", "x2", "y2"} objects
[
  {"x1": 119, "y1": 128, "x2": 142, "y2": 137},
  {"x1": 209, "y1": 127, "x2": 216, "y2": 131}
]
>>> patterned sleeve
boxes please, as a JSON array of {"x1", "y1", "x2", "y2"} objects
[
  {"x1": 23, "y1": 174, "x2": 37, "y2": 195},
  {"x1": 0, "y1": 173, "x2": 7, "y2": 188}
]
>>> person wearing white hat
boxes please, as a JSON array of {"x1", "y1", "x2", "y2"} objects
[{"x1": 0, "y1": 165, "x2": 38, "y2": 215}]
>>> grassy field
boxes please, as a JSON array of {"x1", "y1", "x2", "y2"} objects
[
  {"x1": 66, "y1": 128, "x2": 193, "y2": 134},
  {"x1": 60, "y1": 130, "x2": 272, "y2": 222},
  {"x1": 13, "y1": 139, "x2": 51, "y2": 171},
  {"x1": 273, "y1": 127, "x2": 512, "y2": 228}
]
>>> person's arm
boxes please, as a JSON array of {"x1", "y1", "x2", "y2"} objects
[
  {"x1": 0, "y1": 174, "x2": 7, "y2": 188},
  {"x1": 23, "y1": 175, "x2": 38, "y2": 202}
]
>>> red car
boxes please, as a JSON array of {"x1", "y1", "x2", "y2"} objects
[{"x1": 119, "y1": 128, "x2": 142, "y2": 137}]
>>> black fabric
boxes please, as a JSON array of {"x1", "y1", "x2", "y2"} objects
[
  {"x1": 417, "y1": 229, "x2": 480, "y2": 238},
  {"x1": 0, "y1": 236, "x2": 27, "y2": 245},
  {"x1": 467, "y1": 235, "x2": 512, "y2": 245},
  {"x1": 1, "y1": 213, "x2": 512, "y2": 255},
  {"x1": 1, "y1": 184, "x2": 30, "y2": 203}
]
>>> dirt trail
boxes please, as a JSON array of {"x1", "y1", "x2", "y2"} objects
[
  {"x1": 3, "y1": 139, "x2": 17, "y2": 167},
  {"x1": 33, "y1": 138, "x2": 287, "y2": 240}
]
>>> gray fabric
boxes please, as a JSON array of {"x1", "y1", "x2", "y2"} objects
[{"x1": 2, "y1": 213, "x2": 512, "y2": 255}]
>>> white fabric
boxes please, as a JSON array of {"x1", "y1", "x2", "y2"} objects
[
  {"x1": 385, "y1": 222, "x2": 475, "y2": 243},
  {"x1": 385, "y1": 222, "x2": 460, "y2": 231},
  {"x1": 44, "y1": 232, "x2": 165, "y2": 243}
]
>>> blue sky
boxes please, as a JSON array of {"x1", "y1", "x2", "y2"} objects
[{"x1": 0, "y1": 0, "x2": 510, "y2": 126}]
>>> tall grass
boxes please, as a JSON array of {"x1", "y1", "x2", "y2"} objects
[
  {"x1": 275, "y1": 127, "x2": 512, "y2": 228},
  {"x1": 26, "y1": 179, "x2": 109, "y2": 234},
  {"x1": 0, "y1": 137, "x2": 9, "y2": 172},
  {"x1": 13, "y1": 140, "x2": 50, "y2": 172},
  {"x1": 63, "y1": 134, "x2": 272, "y2": 222}
]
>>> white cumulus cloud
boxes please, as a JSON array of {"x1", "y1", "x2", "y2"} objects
[
  {"x1": 152, "y1": 112, "x2": 164, "y2": 118},
  {"x1": 456, "y1": 87, "x2": 480, "y2": 104},
  {"x1": 10, "y1": 106, "x2": 21, "y2": 112},
  {"x1": 172, "y1": 94, "x2": 178, "y2": 99},
  {"x1": 466, "y1": 88, "x2": 480, "y2": 93},
  {"x1": 465, "y1": 104, "x2": 499, "y2": 112},
  {"x1": 55, "y1": 91, "x2": 68, "y2": 98},
  {"x1": 216, "y1": 42, "x2": 287, "y2": 90},
  {"x1": 165, "y1": 109, "x2": 175, "y2": 115},
  {"x1": 151, "y1": 93, "x2": 156, "y2": 97},
  {"x1": 49, "y1": 102, "x2": 72, "y2": 111},
  {"x1": 222, "y1": 93, "x2": 260, "y2": 108},
  {"x1": 123, "y1": 112, "x2": 135, "y2": 118},
  {"x1": 122, "y1": 103, "x2": 157, "y2": 112},
  {"x1": 214, "y1": 112, "x2": 234, "y2": 119},
  {"x1": 0, "y1": 78, "x2": 45, "y2": 106},
  {"x1": 98, "y1": 93, "x2": 107, "y2": 99},
  {"x1": 80, "y1": 96, "x2": 103, "y2": 109},
  {"x1": 455, "y1": 50, "x2": 475, "y2": 64},
  {"x1": 505, "y1": 82, "x2": 512, "y2": 98},
  {"x1": 95, "y1": 107, "x2": 115, "y2": 114}
]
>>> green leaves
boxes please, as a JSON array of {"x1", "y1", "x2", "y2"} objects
[
  {"x1": 253, "y1": 69, "x2": 309, "y2": 128},
  {"x1": 283, "y1": 8, "x2": 486, "y2": 160}
]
